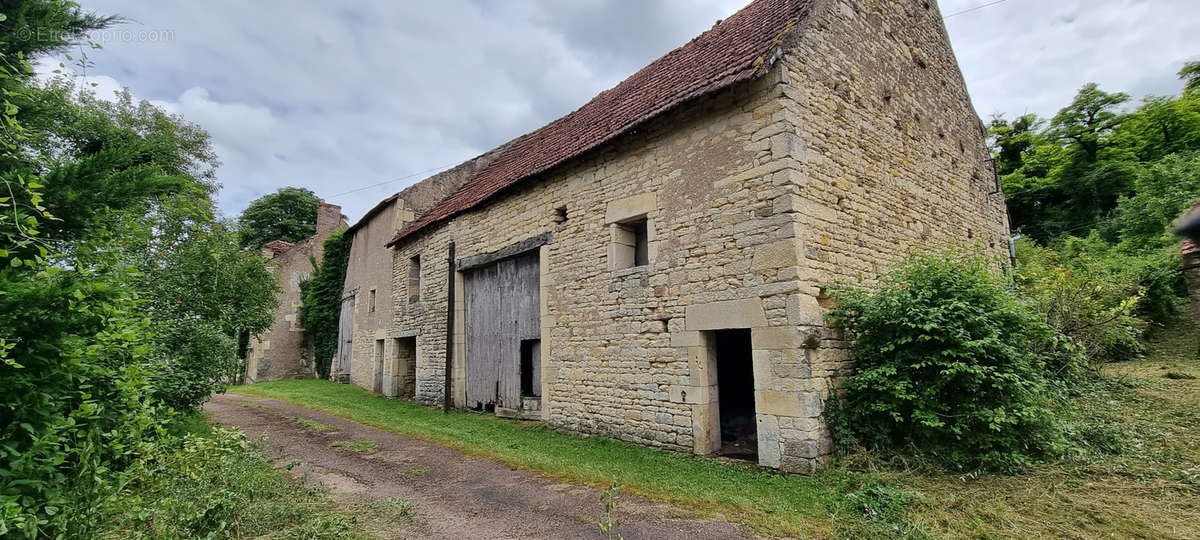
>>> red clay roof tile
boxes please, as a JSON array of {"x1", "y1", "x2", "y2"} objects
[{"x1": 387, "y1": 0, "x2": 810, "y2": 246}]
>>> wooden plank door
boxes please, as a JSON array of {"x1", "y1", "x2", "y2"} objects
[{"x1": 463, "y1": 252, "x2": 539, "y2": 411}]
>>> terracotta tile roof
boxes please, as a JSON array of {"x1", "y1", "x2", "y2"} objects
[
  {"x1": 262, "y1": 240, "x2": 295, "y2": 255},
  {"x1": 387, "y1": 0, "x2": 811, "y2": 247}
]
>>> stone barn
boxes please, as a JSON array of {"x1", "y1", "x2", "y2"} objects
[
  {"x1": 245, "y1": 202, "x2": 345, "y2": 382},
  {"x1": 338, "y1": 0, "x2": 1009, "y2": 473}
]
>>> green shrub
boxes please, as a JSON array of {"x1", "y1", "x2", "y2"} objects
[
  {"x1": 151, "y1": 320, "x2": 240, "y2": 411},
  {"x1": 827, "y1": 247, "x2": 1065, "y2": 471},
  {"x1": 1014, "y1": 236, "x2": 1146, "y2": 367}
]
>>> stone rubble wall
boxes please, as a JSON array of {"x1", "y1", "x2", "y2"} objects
[{"x1": 767, "y1": 0, "x2": 1011, "y2": 470}]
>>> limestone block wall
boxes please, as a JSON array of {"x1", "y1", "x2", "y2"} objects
[
  {"x1": 342, "y1": 198, "x2": 408, "y2": 391},
  {"x1": 390, "y1": 69, "x2": 811, "y2": 457},
  {"x1": 763, "y1": 0, "x2": 1011, "y2": 469}
]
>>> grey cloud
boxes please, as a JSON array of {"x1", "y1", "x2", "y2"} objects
[{"x1": 68, "y1": 0, "x2": 1199, "y2": 221}]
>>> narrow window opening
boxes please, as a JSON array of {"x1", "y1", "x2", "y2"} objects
[
  {"x1": 520, "y1": 339, "x2": 541, "y2": 397},
  {"x1": 368, "y1": 288, "x2": 376, "y2": 313},
  {"x1": 613, "y1": 217, "x2": 649, "y2": 269},
  {"x1": 408, "y1": 254, "x2": 421, "y2": 303},
  {"x1": 714, "y1": 329, "x2": 757, "y2": 461}
]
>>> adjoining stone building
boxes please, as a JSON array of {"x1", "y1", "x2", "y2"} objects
[
  {"x1": 336, "y1": 0, "x2": 1010, "y2": 473},
  {"x1": 334, "y1": 151, "x2": 507, "y2": 392},
  {"x1": 245, "y1": 202, "x2": 345, "y2": 383}
]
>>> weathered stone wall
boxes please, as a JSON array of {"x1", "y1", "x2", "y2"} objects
[
  {"x1": 338, "y1": 146, "x2": 508, "y2": 392},
  {"x1": 247, "y1": 202, "x2": 345, "y2": 382},
  {"x1": 755, "y1": 0, "x2": 1011, "y2": 470},
  {"x1": 342, "y1": 199, "x2": 405, "y2": 390},
  {"x1": 370, "y1": 0, "x2": 1008, "y2": 473},
  {"x1": 388, "y1": 65, "x2": 807, "y2": 453},
  {"x1": 1182, "y1": 243, "x2": 1200, "y2": 330}
]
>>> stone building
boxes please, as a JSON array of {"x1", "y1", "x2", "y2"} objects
[
  {"x1": 245, "y1": 202, "x2": 345, "y2": 382},
  {"x1": 334, "y1": 151, "x2": 507, "y2": 392},
  {"x1": 336, "y1": 0, "x2": 1009, "y2": 473}
]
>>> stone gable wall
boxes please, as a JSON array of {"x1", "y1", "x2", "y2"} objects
[{"x1": 761, "y1": 0, "x2": 1011, "y2": 470}]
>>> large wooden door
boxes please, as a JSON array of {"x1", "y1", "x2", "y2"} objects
[
  {"x1": 463, "y1": 252, "x2": 539, "y2": 411},
  {"x1": 335, "y1": 295, "x2": 355, "y2": 381}
]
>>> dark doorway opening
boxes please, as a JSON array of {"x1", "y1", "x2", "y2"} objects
[
  {"x1": 715, "y1": 329, "x2": 756, "y2": 460},
  {"x1": 520, "y1": 339, "x2": 541, "y2": 397}
]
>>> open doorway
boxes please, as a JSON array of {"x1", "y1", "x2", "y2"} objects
[
  {"x1": 714, "y1": 329, "x2": 756, "y2": 460},
  {"x1": 372, "y1": 339, "x2": 384, "y2": 394},
  {"x1": 392, "y1": 337, "x2": 417, "y2": 399}
]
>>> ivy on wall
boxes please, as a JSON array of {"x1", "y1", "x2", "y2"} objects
[{"x1": 300, "y1": 229, "x2": 352, "y2": 379}]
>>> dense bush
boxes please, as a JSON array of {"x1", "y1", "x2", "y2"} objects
[
  {"x1": 300, "y1": 229, "x2": 352, "y2": 379},
  {"x1": 826, "y1": 247, "x2": 1066, "y2": 471},
  {"x1": 1014, "y1": 237, "x2": 1146, "y2": 367},
  {"x1": 0, "y1": 5, "x2": 278, "y2": 535}
]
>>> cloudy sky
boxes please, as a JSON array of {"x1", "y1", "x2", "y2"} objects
[{"x1": 56, "y1": 0, "x2": 1200, "y2": 222}]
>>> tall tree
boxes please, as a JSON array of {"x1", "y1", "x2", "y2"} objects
[
  {"x1": 237, "y1": 187, "x2": 321, "y2": 248},
  {"x1": 1181, "y1": 60, "x2": 1200, "y2": 96}
]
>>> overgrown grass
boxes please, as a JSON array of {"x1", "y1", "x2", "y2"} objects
[
  {"x1": 232, "y1": 381, "x2": 915, "y2": 537},
  {"x1": 880, "y1": 315, "x2": 1200, "y2": 538},
  {"x1": 95, "y1": 415, "x2": 411, "y2": 539},
  {"x1": 231, "y1": 316, "x2": 1200, "y2": 538}
]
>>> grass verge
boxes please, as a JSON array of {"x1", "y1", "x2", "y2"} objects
[
  {"x1": 231, "y1": 380, "x2": 916, "y2": 538},
  {"x1": 230, "y1": 317, "x2": 1200, "y2": 539}
]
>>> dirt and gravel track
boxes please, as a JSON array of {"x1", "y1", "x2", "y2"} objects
[{"x1": 204, "y1": 393, "x2": 752, "y2": 540}]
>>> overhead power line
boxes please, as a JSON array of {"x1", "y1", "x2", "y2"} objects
[
  {"x1": 941, "y1": 0, "x2": 1011, "y2": 21},
  {"x1": 327, "y1": 161, "x2": 462, "y2": 199}
]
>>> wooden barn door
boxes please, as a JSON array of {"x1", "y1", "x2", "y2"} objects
[
  {"x1": 463, "y1": 251, "x2": 539, "y2": 412},
  {"x1": 335, "y1": 294, "x2": 355, "y2": 382}
]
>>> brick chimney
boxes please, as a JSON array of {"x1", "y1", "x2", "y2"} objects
[{"x1": 316, "y1": 202, "x2": 343, "y2": 237}]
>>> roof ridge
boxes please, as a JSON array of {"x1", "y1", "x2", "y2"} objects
[{"x1": 387, "y1": 0, "x2": 812, "y2": 247}]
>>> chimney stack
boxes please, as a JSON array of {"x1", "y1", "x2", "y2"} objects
[{"x1": 316, "y1": 202, "x2": 343, "y2": 237}]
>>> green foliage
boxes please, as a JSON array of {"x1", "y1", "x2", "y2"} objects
[
  {"x1": 596, "y1": 479, "x2": 623, "y2": 540},
  {"x1": 1111, "y1": 151, "x2": 1200, "y2": 249},
  {"x1": 137, "y1": 221, "x2": 279, "y2": 408},
  {"x1": 1181, "y1": 60, "x2": 1200, "y2": 95},
  {"x1": 1014, "y1": 237, "x2": 1145, "y2": 367},
  {"x1": 993, "y1": 66, "x2": 1200, "y2": 331},
  {"x1": 237, "y1": 186, "x2": 321, "y2": 249},
  {"x1": 826, "y1": 247, "x2": 1065, "y2": 471},
  {"x1": 300, "y1": 229, "x2": 352, "y2": 379},
  {"x1": 0, "y1": 3, "x2": 278, "y2": 536},
  {"x1": 96, "y1": 423, "x2": 362, "y2": 539}
]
